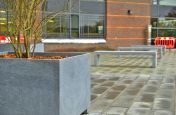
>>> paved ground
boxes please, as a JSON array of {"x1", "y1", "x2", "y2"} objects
[{"x1": 84, "y1": 50, "x2": 176, "y2": 115}]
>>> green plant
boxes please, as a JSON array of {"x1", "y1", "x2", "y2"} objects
[{"x1": 3, "y1": 0, "x2": 69, "y2": 58}]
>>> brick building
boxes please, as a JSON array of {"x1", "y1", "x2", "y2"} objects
[{"x1": 0, "y1": 0, "x2": 176, "y2": 51}]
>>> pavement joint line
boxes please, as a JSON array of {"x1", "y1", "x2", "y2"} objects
[
  {"x1": 101, "y1": 78, "x2": 145, "y2": 114},
  {"x1": 90, "y1": 77, "x2": 126, "y2": 105},
  {"x1": 89, "y1": 51, "x2": 176, "y2": 115}
]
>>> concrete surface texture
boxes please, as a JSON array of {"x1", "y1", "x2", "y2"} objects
[
  {"x1": 0, "y1": 53, "x2": 90, "y2": 115},
  {"x1": 84, "y1": 49, "x2": 176, "y2": 115}
]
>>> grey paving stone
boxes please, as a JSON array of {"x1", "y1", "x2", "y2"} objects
[
  {"x1": 120, "y1": 79, "x2": 134, "y2": 84},
  {"x1": 130, "y1": 82, "x2": 145, "y2": 88},
  {"x1": 156, "y1": 89, "x2": 174, "y2": 99},
  {"x1": 91, "y1": 83, "x2": 99, "y2": 88},
  {"x1": 153, "y1": 98, "x2": 172, "y2": 110},
  {"x1": 112, "y1": 96, "x2": 135, "y2": 107},
  {"x1": 153, "y1": 110, "x2": 172, "y2": 115},
  {"x1": 88, "y1": 98, "x2": 113, "y2": 113},
  {"x1": 101, "y1": 81, "x2": 115, "y2": 87},
  {"x1": 147, "y1": 80, "x2": 161, "y2": 86},
  {"x1": 163, "y1": 78, "x2": 175, "y2": 84},
  {"x1": 130, "y1": 102, "x2": 152, "y2": 108},
  {"x1": 135, "y1": 75, "x2": 150, "y2": 83},
  {"x1": 143, "y1": 85, "x2": 158, "y2": 93},
  {"x1": 150, "y1": 75, "x2": 164, "y2": 80},
  {"x1": 108, "y1": 77, "x2": 120, "y2": 81},
  {"x1": 121, "y1": 89, "x2": 140, "y2": 96},
  {"x1": 104, "y1": 107, "x2": 127, "y2": 115},
  {"x1": 90, "y1": 51, "x2": 176, "y2": 114},
  {"x1": 93, "y1": 79, "x2": 107, "y2": 83},
  {"x1": 124, "y1": 75, "x2": 138, "y2": 80},
  {"x1": 111, "y1": 84, "x2": 127, "y2": 91},
  {"x1": 136, "y1": 93, "x2": 155, "y2": 102},
  {"x1": 83, "y1": 113, "x2": 101, "y2": 115},
  {"x1": 126, "y1": 108, "x2": 152, "y2": 115},
  {"x1": 102, "y1": 90, "x2": 121, "y2": 100},
  {"x1": 92, "y1": 86, "x2": 108, "y2": 94},
  {"x1": 160, "y1": 83, "x2": 175, "y2": 89}
]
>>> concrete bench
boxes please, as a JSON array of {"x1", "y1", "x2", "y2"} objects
[
  {"x1": 118, "y1": 47, "x2": 163, "y2": 58},
  {"x1": 94, "y1": 50, "x2": 157, "y2": 68},
  {"x1": 132, "y1": 45, "x2": 166, "y2": 55}
]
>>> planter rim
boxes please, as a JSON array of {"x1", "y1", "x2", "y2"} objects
[{"x1": 0, "y1": 52, "x2": 90, "y2": 61}]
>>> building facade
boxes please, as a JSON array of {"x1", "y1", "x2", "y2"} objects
[{"x1": 0, "y1": 0, "x2": 176, "y2": 51}]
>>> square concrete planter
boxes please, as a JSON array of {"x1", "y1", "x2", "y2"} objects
[{"x1": 0, "y1": 52, "x2": 90, "y2": 115}]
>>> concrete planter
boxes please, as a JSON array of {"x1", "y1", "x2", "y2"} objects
[{"x1": 0, "y1": 52, "x2": 90, "y2": 115}]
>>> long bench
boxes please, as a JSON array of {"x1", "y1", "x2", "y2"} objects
[
  {"x1": 118, "y1": 46, "x2": 163, "y2": 58},
  {"x1": 132, "y1": 45, "x2": 166, "y2": 55},
  {"x1": 94, "y1": 50, "x2": 157, "y2": 68}
]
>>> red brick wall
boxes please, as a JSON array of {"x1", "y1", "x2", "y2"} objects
[{"x1": 106, "y1": 0, "x2": 151, "y2": 48}]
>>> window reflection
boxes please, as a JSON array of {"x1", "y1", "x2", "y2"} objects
[
  {"x1": 160, "y1": 0, "x2": 176, "y2": 6},
  {"x1": 158, "y1": 18, "x2": 176, "y2": 28},
  {"x1": 45, "y1": 0, "x2": 105, "y2": 39},
  {"x1": 153, "y1": 0, "x2": 158, "y2": 5},
  {"x1": 80, "y1": 0, "x2": 105, "y2": 14},
  {"x1": 46, "y1": 0, "x2": 69, "y2": 12},
  {"x1": 80, "y1": 15, "x2": 104, "y2": 38},
  {"x1": 151, "y1": 0, "x2": 176, "y2": 39},
  {"x1": 0, "y1": 8, "x2": 7, "y2": 35},
  {"x1": 151, "y1": 18, "x2": 158, "y2": 27},
  {"x1": 71, "y1": 15, "x2": 79, "y2": 38},
  {"x1": 152, "y1": 29, "x2": 158, "y2": 38},
  {"x1": 158, "y1": 29, "x2": 176, "y2": 37},
  {"x1": 46, "y1": 15, "x2": 70, "y2": 38},
  {"x1": 159, "y1": 6, "x2": 176, "y2": 17}
]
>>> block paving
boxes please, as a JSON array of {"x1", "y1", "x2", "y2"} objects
[{"x1": 84, "y1": 50, "x2": 176, "y2": 115}]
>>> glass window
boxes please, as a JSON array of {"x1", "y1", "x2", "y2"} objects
[
  {"x1": 153, "y1": 0, "x2": 158, "y2": 5},
  {"x1": 0, "y1": 5, "x2": 7, "y2": 35},
  {"x1": 159, "y1": 6, "x2": 176, "y2": 17},
  {"x1": 159, "y1": 0, "x2": 176, "y2": 6},
  {"x1": 46, "y1": 0, "x2": 69, "y2": 12},
  {"x1": 151, "y1": 5, "x2": 159, "y2": 17},
  {"x1": 71, "y1": 15, "x2": 79, "y2": 38},
  {"x1": 80, "y1": 0, "x2": 105, "y2": 14},
  {"x1": 71, "y1": 0, "x2": 79, "y2": 13},
  {"x1": 151, "y1": 0, "x2": 176, "y2": 42},
  {"x1": 45, "y1": 15, "x2": 70, "y2": 38},
  {"x1": 151, "y1": 29, "x2": 158, "y2": 38},
  {"x1": 158, "y1": 29, "x2": 176, "y2": 37},
  {"x1": 44, "y1": 0, "x2": 105, "y2": 39},
  {"x1": 158, "y1": 18, "x2": 176, "y2": 28},
  {"x1": 80, "y1": 15, "x2": 104, "y2": 38},
  {"x1": 151, "y1": 18, "x2": 158, "y2": 27}
]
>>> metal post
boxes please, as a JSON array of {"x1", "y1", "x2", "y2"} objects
[
  {"x1": 147, "y1": 25, "x2": 152, "y2": 45},
  {"x1": 94, "y1": 54, "x2": 100, "y2": 66}
]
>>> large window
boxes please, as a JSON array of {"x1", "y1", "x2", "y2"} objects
[
  {"x1": 151, "y1": 0, "x2": 176, "y2": 42},
  {"x1": 80, "y1": 14, "x2": 104, "y2": 38},
  {"x1": 159, "y1": 0, "x2": 176, "y2": 6},
  {"x1": 0, "y1": 2, "x2": 7, "y2": 36},
  {"x1": 44, "y1": 0, "x2": 105, "y2": 39}
]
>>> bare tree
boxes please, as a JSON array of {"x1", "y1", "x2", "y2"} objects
[{"x1": 3, "y1": 0, "x2": 70, "y2": 58}]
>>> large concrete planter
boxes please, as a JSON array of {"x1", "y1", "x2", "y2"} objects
[{"x1": 0, "y1": 52, "x2": 90, "y2": 115}]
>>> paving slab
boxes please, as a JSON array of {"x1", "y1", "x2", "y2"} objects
[
  {"x1": 104, "y1": 107, "x2": 127, "y2": 115},
  {"x1": 153, "y1": 98, "x2": 173, "y2": 110},
  {"x1": 86, "y1": 50, "x2": 176, "y2": 114},
  {"x1": 126, "y1": 108, "x2": 152, "y2": 115},
  {"x1": 153, "y1": 110, "x2": 172, "y2": 115}
]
